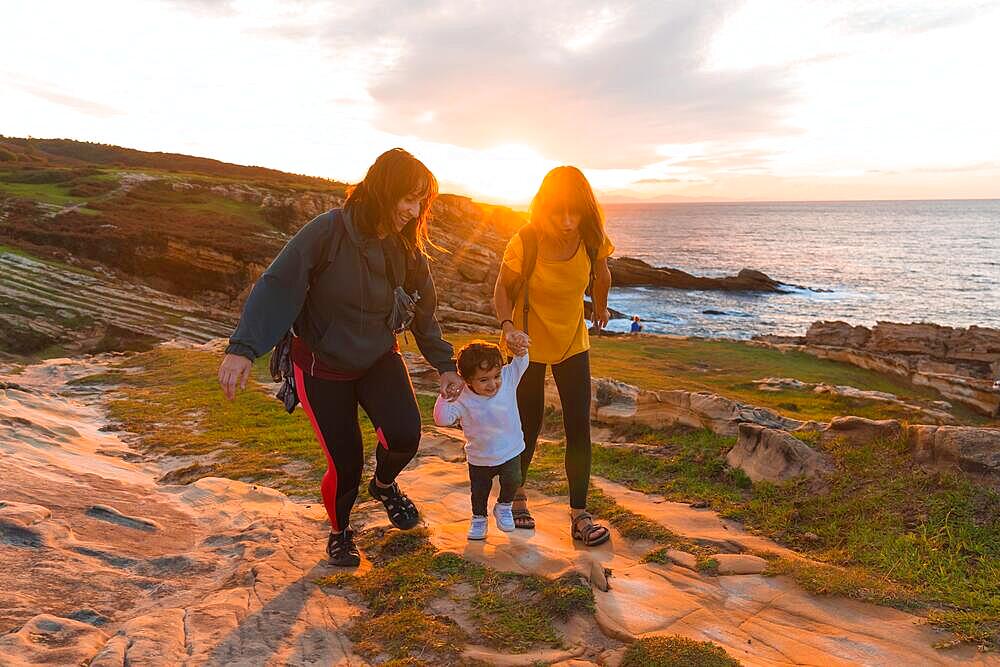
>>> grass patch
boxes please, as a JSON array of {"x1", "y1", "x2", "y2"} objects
[
  {"x1": 317, "y1": 527, "x2": 594, "y2": 662},
  {"x1": 106, "y1": 347, "x2": 434, "y2": 499},
  {"x1": 182, "y1": 194, "x2": 270, "y2": 228},
  {"x1": 762, "y1": 556, "x2": 915, "y2": 609},
  {"x1": 66, "y1": 371, "x2": 127, "y2": 386},
  {"x1": 621, "y1": 635, "x2": 742, "y2": 667},
  {"x1": 0, "y1": 180, "x2": 87, "y2": 206}
]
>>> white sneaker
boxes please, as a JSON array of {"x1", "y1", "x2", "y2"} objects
[
  {"x1": 468, "y1": 515, "x2": 488, "y2": 540},
  {"x1": 493, "y1": 502, "x2": 515, "y2": 532}
]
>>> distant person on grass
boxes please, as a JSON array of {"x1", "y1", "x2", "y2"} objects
[
  {"x1": 493, "y1": 166, "x2": 614, "y2": 547},
  {"x1": 217, "y1": 149, "x2": 462, "y2": 567},
  {"x1": 434, "y1": 339, "x2": 531, "y2": 540}
]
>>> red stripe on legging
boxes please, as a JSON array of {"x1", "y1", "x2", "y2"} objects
[
  {"x1": 294, "y1": 363, "x2": 341, "y2": 532},
  {"x1": 376, "y1": 426, "x2": 389, "y2": 450}
]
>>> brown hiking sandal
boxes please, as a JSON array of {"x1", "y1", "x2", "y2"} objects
[
  {"x1": 512, "y1": 492, "x2": 535, "y2": 529},
  {"x1": 571, "y1": 511, "x2": 610, "y2": 546}
]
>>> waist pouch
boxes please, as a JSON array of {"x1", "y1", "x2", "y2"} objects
[
  {"x1": 387, "y1": 286, "x2": 420, "y2": 334},
  {"x1": 270, "y1": 332, "x2": 299, "y2": 413}
]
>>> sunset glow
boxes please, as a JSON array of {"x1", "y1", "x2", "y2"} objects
[{"x1": 2, "y1": 1, "x2": 999, "y2": 204}]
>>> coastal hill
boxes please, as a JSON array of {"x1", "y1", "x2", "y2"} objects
[{"x1": 0, "y1": 136, "x2": 790, "y2": 355}]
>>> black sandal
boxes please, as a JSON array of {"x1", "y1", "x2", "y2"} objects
[
  {"x1": 571, "y1": 511, "x2": 610, "y2": 546},
  {"x1": 327, "y1": 527, "x2": 361, "y2": 567},
  {"x1": 368, "y1": 478, "x2": 420, "y2": 530},
  {"x1": 512, "y1": 492, "x2": 535, "y2": 530}
]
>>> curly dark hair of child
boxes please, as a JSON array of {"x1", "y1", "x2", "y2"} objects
[{"x1": 456, "y1": 340, "x2": 504, "y2": 380}]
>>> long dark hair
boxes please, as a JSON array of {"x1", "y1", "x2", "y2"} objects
[
  {"x1": 344, "y1": 148, "x2": 439, "y2": 256},
  {"x1": 529, "y1": 165, "x2": 607, "y2": 251}
]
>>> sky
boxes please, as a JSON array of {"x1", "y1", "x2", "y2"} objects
[{"x1": 2, "y1": 0, "x2": 999, "y2": 205}]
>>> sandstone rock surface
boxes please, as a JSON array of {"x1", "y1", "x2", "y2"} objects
[
  {"x1": 711, "y1": 554, "x2": 769, "y2": 575},
  {"x1": 727, "y1": 424, "x2": 833, "y2": 483},
  {"x1": 3, "y1": 357, "x2": 996, "y2": 666},
  {"x1": 820, "y1": 416, "x2": 904, "y2": 447},
  {"x1": 906, "y1": 425, "x2": 1000, "y2": 476}
]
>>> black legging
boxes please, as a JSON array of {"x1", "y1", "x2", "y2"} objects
[
  {"x1": 294, "y1": 351, "x2": 421, "y2": 531},
  {"x1": 516, "y1": 350, "x2": 591, "y2": 509}
]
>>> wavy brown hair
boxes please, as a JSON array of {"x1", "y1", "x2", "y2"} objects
[
  {"x1": 456, "y1": 340, "x2": 504, "y2": 379},
  {"x1": 344, "y1": 148, "x2": 439, "y2": 256},
  {"x1": 529, "y1": 165, "x2": 607, "y2": 251}
]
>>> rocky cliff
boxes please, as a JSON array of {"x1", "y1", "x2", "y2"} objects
[
  {"x1": 756, "y1": 321, "x2": 1000, "y2": 416},
  {"x1": 607, "y1": 258, "x2": 786, "y2": 292}
]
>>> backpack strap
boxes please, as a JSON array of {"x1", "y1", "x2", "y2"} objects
[
  {"x1": 584, "y1": 240, "x2": 598, "y2": 297},
  {"x1": 307, "y1": 209, "x2": 345, "y2": 290},
  {"x1": 516, "y1": 225, "x2": 539, "y2": 335}
]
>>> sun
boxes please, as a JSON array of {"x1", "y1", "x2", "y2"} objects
[{"x1": 433, "y1": 144, "x2": 556, "y2": 206}]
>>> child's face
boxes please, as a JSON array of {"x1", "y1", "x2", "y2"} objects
[{"x1": 465, "y1": 364, "x2": 502, "y2": 397}]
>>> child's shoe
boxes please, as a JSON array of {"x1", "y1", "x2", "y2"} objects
[
  {"x1": 493, "y1": 502, "x2": 515, "y2": 532},
  {"x1": 468, "y1": 515, "x2": 488, "y2": 540}
]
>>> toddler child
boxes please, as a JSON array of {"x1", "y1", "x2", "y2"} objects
[{"x1": 433, "y1": 338, "x2": 530, "y2": 539}]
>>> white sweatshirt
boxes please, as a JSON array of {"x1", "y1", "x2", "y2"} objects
[{"x1": 433, "y1": 352, "x2": 530, "y2": 466}]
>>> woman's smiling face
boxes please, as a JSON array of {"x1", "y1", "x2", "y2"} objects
[{"x1": 393, "y1": 187, "x2": 426, "y2": 232}]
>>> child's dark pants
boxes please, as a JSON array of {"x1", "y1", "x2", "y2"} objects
[{"x1": 468, "y1": 454, "x2": 522, "y2": 516}]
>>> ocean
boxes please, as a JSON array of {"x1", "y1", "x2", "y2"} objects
[{"x1": 600, "y1": 199, "x2": 1000, "y2": 339}]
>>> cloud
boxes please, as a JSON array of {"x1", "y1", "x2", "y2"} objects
[
  {"x1": 3, "y1": 75, "x2": 121, "y2": 118},
  {"x1": 160, "y1": 0, "x2": 236, "y2": 17},
  {"x1": 632, "y1": 177, "x2": 683, "y2": 184},
  {"x1": 837, "y1": 2, "x2": 986, "y2": 35},
  {"x1": 280, "y1": 0, "x2": 798, "y2": 169}
]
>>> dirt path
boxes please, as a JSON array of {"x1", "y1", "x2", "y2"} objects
[{"x1": 1, "y1": 357, "x2": 996, "y2": 666}]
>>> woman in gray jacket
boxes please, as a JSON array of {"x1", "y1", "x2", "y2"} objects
[{"x1": 218, "y1": 149, "x2": 462, "y2": 566}]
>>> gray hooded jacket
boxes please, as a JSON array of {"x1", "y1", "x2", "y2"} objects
[{"x1": 226, "y1": 207, "x2": 455, "y2": 374}]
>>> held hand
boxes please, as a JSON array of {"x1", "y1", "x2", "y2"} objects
[
  {"x1": 504, "y1": 328, "x2": 531, "y2": 356},
  {"x1": 592, "y1": 307, "x2": 611, "y2": 331},
  {"x1": 218, "y1": 353, "x2": 253, "y2": 400},
  {"x1": 439, "y1": 371, "x2": 464, "y2": 400}
]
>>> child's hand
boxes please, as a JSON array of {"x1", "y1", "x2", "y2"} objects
[{"x1": 446, "y1": 381, "x2": 466, "y2": 401}]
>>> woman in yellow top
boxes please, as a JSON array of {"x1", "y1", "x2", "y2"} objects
[{"x1": 493, "y1": 166, "x2": 613, "y2": 546}]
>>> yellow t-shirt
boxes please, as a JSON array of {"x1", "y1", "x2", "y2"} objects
[{"x1": 502, "y1": 232, "x2": 615, "y2": 365}]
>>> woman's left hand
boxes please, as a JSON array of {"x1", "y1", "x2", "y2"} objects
[
  {"x1": 439, "y1": 371, "x2": 464, "y2": 399},
  {"x1": 592, "y1": 307, "x2": 611, "y2": 330}
]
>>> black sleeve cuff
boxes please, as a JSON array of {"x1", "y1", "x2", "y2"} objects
[
  {"x1": 225, "y1": 342, "x2": 257, "y2": 361},
  {"x1": 433, "y1": 359, "x2": 458, "y2": 374}
]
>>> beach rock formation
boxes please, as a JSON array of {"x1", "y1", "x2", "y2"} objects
[
  {"x1": 727, "y1": 424, "x2": 833, "y2": 483},
  {"x1": 756, "y1": 321, "x2": 1000, "y2": 416},
  {"x1": 819, "y1": 416, "x2": 904, "y2": 446},
  {"x1": 608, "y1": 257, "x2": 784, "y2": 292},
  {"x1": 906, "y1": 425, "x2": 1000, "y2": 477},
  {"x1": 753, "y1": 376, "x2": 958, "y2": 424},
  {"x1": 546, "y1": 376, "x2": 806, "y2": 436}
]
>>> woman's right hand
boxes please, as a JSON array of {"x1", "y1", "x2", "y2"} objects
[
  {"x1": 503, "y1": 326, "x2": 531, "y2": 356},
  {"x1": 218, "y1": 353, "x2": 253, "y2": 400}
]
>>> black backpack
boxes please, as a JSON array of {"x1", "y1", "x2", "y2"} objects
[
  {"x1": 512, "y1": 224, "x2": 599, "y2": 335},
  {"x1": 269, "y1": 211, "x2": 346, "y2": 411}
]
